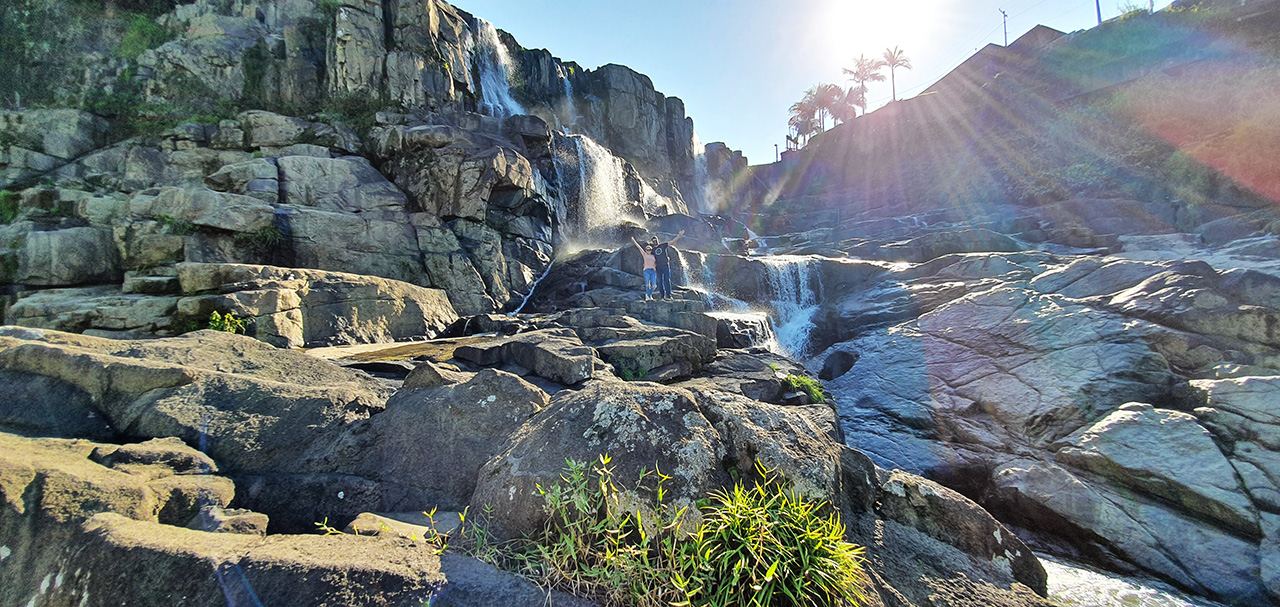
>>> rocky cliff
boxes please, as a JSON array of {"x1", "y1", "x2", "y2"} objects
[{"x1": 704, "y1": 2, "x2": 1280, "y2": 605}]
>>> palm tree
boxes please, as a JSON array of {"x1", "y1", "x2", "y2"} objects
[
  {"x1": 841, "y1": 54, "x2": 886, "y2": 116},
  {"x1": 831, "y1": 86, "x2": 863, "y2": 124},
  {"x1": 787, "y1": 113, "x2": 818, "y2": 147},
  {"x1": 789, "y1": 88, "x2": 819, "y2": 139},
  {"x1": 813, "y1": 83, "x2": 844, "y2": 131},
  {"x1": 882, "y1": 47, "x2": 912, "y2": 102}
]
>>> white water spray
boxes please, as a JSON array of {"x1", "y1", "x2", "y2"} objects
[
  {"x1": 570, "y1": 134, "x2": 630, "y2": 237},
  {"x1": 692, "y1": 131, "x2": 711, "y2": 214},
  {"x1": 470, "y1": 18, "x2": 523, "y2": 119},
  {"x1": 759, "y1": 255, "x2": 821, "y2": 358},
  {"x1": 508, "y1": 260, "x2": 554, "y2": 316},
  {"x1": 558, "y1": 63, "x2": 578, "y2": 131}
]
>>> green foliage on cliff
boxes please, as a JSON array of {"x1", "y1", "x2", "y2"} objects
[
  {"x1": 208, "y1": 311, "x2": 247, "y2": 334},
  {"x1": 782, "y1": 373, "x2": 825, "y2": 404},
  {"x1": 515, "y1": 456, "x2": 868, "y2": 607},
  {"x1": 0, "y1": 191, "x2": 21, "y2": 224},
  {"x1": 234, "y1": 225, "x2": 287, "y2": 249},
  {"x1": 115, "y1": 13, "x2": 172, "y2": 58},
  {"x1": 681, "y1": 464, "x2": 869, "y2": 607},
  {"x1": 612, "y1": 358, "x2": 647, "y2": 381}
]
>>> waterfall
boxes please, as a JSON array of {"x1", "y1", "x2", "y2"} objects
[
  {"x1": 558, "y1": 63, "x2": 578, "y2": 131},
  {"x1": 759, "y1": 255, "x2": 821, "y2": 358},
  {"x1": 570, "y1": 134, "x2": 630, "y2": 238},
  {"x1": 508, "y1": 260, "x2": 554, "y2": 316},
  {"x1": 692, "y1": 132, "x2": 711, "y2": 214},
  {"x1": 470, "y1": 18, "x2": 523, "y2": 119}
]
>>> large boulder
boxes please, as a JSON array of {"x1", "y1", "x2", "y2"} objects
[
  {"x1": 454, "y1": 328, "x2": 598, "y2": 385},
  {"x1": 991, "y1": 458, "x2": 1271, "y2": 604},
  {"x1": 878, "y1": 470, "x2": 1046, "y2": 594},
  {"x1": 18, "y1": 227, "x2": 121, "y2": 286},
  {"x1": 469, "y1": 381, "x2": 843, "y2": 539},
  {"x1": 339, "y1": 369, "x2": 548, "y2": 511},
  {"x1": 1054, "y1": 402, "x2": 1260, "y2": 536},
  {"x1": 278, "y1": 155, "x2": 409, "y2": 213},
  {"x1": 176, "y1": 262, "x2": 458, "y2": 347},
  {"x1": 128, "y1": 187, "x2": 276, "y2": 234},
  {"x1": 0, "y1": 328, "x2": 392, "y2": 478}
]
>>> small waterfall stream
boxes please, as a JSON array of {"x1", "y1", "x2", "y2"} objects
[
  {"x1": 470, "y1": 18, "x2": 523, "y2": 119},
  {"x1": 759, "y1": 255, "x2": 821, "y2": 359},
  {"x1": 569, "y1": 133, "x2": 629, "y2": 238},
  {"x1": 692, "y1": 132, "x2": 710, "y2": 214},
  {"x1": 558, "y1": 63, "x2": 577, "y2": 131}
]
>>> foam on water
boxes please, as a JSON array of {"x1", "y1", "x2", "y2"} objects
[
  {"x1": 758, "y1": 255, "x2": 820, "y2": 358},
  {"x1": 470, "y1": 18, "x2": 523, "y2": 119},
  {"x1": 1040, "y1": 554, "x2": 1230, "y2": 607}
]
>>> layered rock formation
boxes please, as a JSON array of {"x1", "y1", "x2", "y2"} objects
[{"x1": 693, "y1": 5, "x2": 1280, "y2": 604}]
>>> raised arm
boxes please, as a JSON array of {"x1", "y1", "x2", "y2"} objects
[
  {"x1": 669, "y1": 230, "x2": 686, "y2": 245},
  {"x1": 631, "y1": 236, "x2": 644, "y2": 252}
]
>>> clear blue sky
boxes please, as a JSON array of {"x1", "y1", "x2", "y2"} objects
[{"x1": 451, "y1": 0, "x2": 1175, "y2": 166}]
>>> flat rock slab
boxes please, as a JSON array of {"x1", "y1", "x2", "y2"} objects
[{"x1": 454, "y1": 328, "x2": 596, "y2": 385}]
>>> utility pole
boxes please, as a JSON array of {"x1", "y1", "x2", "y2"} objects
[
  {"x1": 1096, "y1": 0, "x2": 1102, "y2": 24},
  {"x1": 999, "y1": 9, "x2": 1008, "y2": 46}
]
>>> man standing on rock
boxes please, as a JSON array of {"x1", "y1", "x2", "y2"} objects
[{"x1": 648, "y1": 230, "x2": 684, "y2": 299}]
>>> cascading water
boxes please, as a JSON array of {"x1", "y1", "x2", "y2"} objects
[
  {"x1": 759, "y1": 255, "x2": 821, "y2": 358},
  {"x1": 470, "y1": 18, "x2": 524, "y2": 119},
  {"x1": 570, "y1": 134, "x2": 630, "y2": 238},
  {"x1": 692, "y1": 132, "x2": 711, "y2": 214},
  {"x1": 1040, "y1": 554, "x2": 1229, "y2": 607},
  {"x1": 558, "y1": 63, "x2": 578, "y2": 131}
]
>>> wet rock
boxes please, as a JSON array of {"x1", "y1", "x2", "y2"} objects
[{"x1": 878, "y1": 470, "x2": 1046, "y2": 594}]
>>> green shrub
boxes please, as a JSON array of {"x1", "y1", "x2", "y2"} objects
[
  {"x1": 782, "y1": 373, "x2": 825, "y2": 404},
  {"x1": 156, "y1": 214, "x2": 197, "y2": 235},
  {"x1": 0, "y1": 191, "x2": 21, "y2": 224},
  {"x1": 313, "y1": 456, "x2": 870, "y2": 607},
  {"x1": 680, "y1": 462, "x2": 869, "y2": 607},
  {"x1": 233, "y1": 225, "x2": 286, "y2": 248},
  {"x1": 208, "y1": 311, "x2": 247, "y2": 334},
  {"x1": 519, "y1": 455, "x2": 692, "y2": 607},
  {"x1": 316, "y1": 0, "x2": 343, "y2": 20},
  {"x1": 115, "y1": 13, "x2": 172, "y2": 58},
  {"x1": 519, "y1": 457, "x2": 868, "y2": 607}
]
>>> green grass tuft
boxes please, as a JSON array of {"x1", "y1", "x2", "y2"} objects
[
  {"x1": 115, "y1": 13, "x2": 173, "y2": 59},
  {"x1": 208, "y1": 310, "x2": 247, "y2": 334},
  {"x1": 782, "y1": 373, "x2": 826, "y2": 404}
]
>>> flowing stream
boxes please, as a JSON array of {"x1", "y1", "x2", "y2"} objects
[
  {"x1": 567, "y1": 133, "x2": 629, "y2": 239},
  {"x1": 758, "y1": 255, "x2": 821, "y2": 358},
  {"x1": 1041, "y1": 554, "x2": 1229, "y2": 607},
  {"x1": 558, "y1": 63, "x2": 577, "y2": 131},
  {"x1": 471, "y1": 18, "x2": 523, "y2": 119}
]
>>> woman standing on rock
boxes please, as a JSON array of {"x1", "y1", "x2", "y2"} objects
[
  {"x1": 631, "y1": 236, "x2": 658, "y2": 300},
  {"x1": 649, "y1": 230, "x2": 684, "y2": 299}
]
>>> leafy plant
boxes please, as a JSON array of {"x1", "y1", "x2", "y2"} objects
[
  {"x1": 782, "y1": 373, "x2": 826, "y2": 404},
  {"x1": 520, "y1": 455, "x2": 689, "y2": 607},
  {"x1": 115, "y1": 13, "x2": 173, "y2": 59},
  {"x1": 679, "y1": 462, "x2": 869, "y2": 607},
  {"x1": 234, "y1": 225, "x2": 287, "y2": 248},
  {"x1": 208, "y1": 311, "x2": 247, "y2": 334},
  {"x1": 0, "y1": 190, "x2": 21, "y2": 224},
  {"x1": 316, "y1": 0, "x2": 344, "y2": 20},
  {"x1": 156, "y1": 214, "x2": 197, "y2": 235}
]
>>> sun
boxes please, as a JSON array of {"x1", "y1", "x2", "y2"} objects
[{"x1": 816, "y1": 0, "x2": 945, "y2": 67}]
